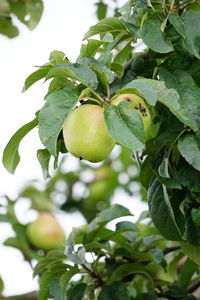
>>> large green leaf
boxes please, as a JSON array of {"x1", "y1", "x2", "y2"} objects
[
  {"x1": 66, "y1": 283, "x2": 86, "y2": 300},
  {"x1": 23, "y1": 65, "x2": 52, "y2": 92},
  {"x1": 119, "y1": 78, "x2": 179, "y2": 106},
  {"x1": 178, "y1": 134, "x2": 200, "y2": 172},
  {"x1": 46, "y1": 63, "x2": 98, "y2": 90},
  {"x1": 179, "y1": 258, "x2": 197, "y2": 289},
  {"x1": 148, "y1": 177, "x2": 182, "y2": 241},
  {"x1": 60, "y1": 267, "x2": 79, "y2": 300},
  {"x1": 38, "y1": 87, "x2": 78, "y2": 156},
  {"x1": 84, "y1": 17, "x2": 127, "y2": 40},
  {"x1": 10, "y1": 0, "x2": 43, "y2": 30},
  {"x1": 140, "y1": 18, "x2": 173, "y2": 53},
  {"x1": 2, "y1": 118, "x2": 37, "y2": 173},
  {"x1": 104, "y1": 102, "x2": 145, "y2": 151},
  {"x1": 169, "y1": 11, "x2": 200, "y2": 59},
  {"x1": 181, "y1": 242, "x2": 200, "y2": 265},
  {"x1": 99, "y1": 282, "x2": 131, "y2": 300},
  {"x1": 39, "y1": 266, "x2": 67, "y2": 300},
  {"x1": 159, "y1": 68, "x2": 200, "y2": 131}
]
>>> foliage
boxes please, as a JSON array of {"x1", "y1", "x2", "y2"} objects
[
  {"x1": 2, "y1": 0, "x2": 200, "y2": 299},
  {"x1": 0, "y1": 0, "x2": 44, "y2": 38},
  {"x1": 33, "y1": 205, "x2": 200, "y2": 300}
]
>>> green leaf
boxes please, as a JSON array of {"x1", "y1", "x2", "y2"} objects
[
  {"x1": 23, "y1": 65, "x2": 52, "y2": 92},
  {"x1": 77, "y1": 57, "x2": 115, "y2": 90},
  {"x1": 79, "y1": 39, "x2": 105, "y2": 59},
  {"x1": 96, "y1": 1, "x2": 107, "y2": 21},
  {"x1": 25, "y1": 0, "x2": 43, "y2": 30},
  {"x1": 49, "y1": 50, "x2": 66, "y2": 65},
  {"x1": 46, "y1": 63, "x2": 98, "y2": 90},
  {"x1": 110, "y1": 63, "x2": 124, "y2": 78},
  {"x1": 48, "y1": 77, "x2": 72, "y2": 94},
  {"x1": 60, "y1": 266, "x2": 79, "y2": 300},
  {"x1": 140, "y1": 18, "x2": 173, "y2": 53},
  {"x1": 0, "y1": 19, "x2": 19, "y2": 38},
  {"x1": 84, "y1": 17, "x2": 127, "y2": 40},
  {"x1": 113, "y1": 42, "x2": 132, "y2": 65},
  {"x1": 179, "y1": 258, "x2": 197, "y2": 289},
  {"x1": 191, "y1": 208, "x2": 200, "y2": 226},
  {"x1": 184, "y1": 203, "x2": 200, "y2": 246},
  {"x1": 0, "y1": 276, "x2": 4, "y2": 295},
  {"x1": 178, "y1": 134, "x2": 200, "y2": 172},
  {"x1": 159, "y1": 68, "x2": 200, "y2": 131},
  {"x1": 181, "y1": 242, "x2": 200, "y2": 265},
  {"x1": 34, "y1": 251, "x2": 66, "y2": 277},
  {"x1": 3, "y1": 118, "x2": 37, "y2": 173},
  {"x1": 104, "y1": 102, "x2": 145, "y2": 151},
  {"x1": 107, "y1": 263, "x2": 153, "y2": 286},
  {"x1": 99, "y1": 282, "x2": 131, "y2": 300},
  {"x1": 119, "y1": 78, "x2": 178, "y2": 106},
  {"x1": 66, "y1": 283, "x2": 86, "y2": 300},
  {"x1": 175, "y1": 163, "x2": 200, "y2": 193},
  {"x1": 39, "y1": 87, "x2": 78, "y2": 156},
  {"x1": 87, "y1": 204, "x2": 132, "y2": 232},
  {"x1": 169, "y1": 11, "x2": 200, "y2": 59},
  {"x1": 49, "y1": 280, "x2": 62, "y2": 300},
  {"x1": 10, "y1": 1, "x2": 26, "y2": 24},
  {"x1": 37, "y1": 149, "x2": 51, "y2": 179},
  {"x1": 148, "y1": 177, "x2": 182, "y2": 241}
]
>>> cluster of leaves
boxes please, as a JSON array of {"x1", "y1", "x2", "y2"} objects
[
  {"x1": 3, "y1": 0, "x2": 200, "y2": 245},
  {"x1": 34, "y1": 204, "x2": 200, "y2": 300},
  {"x1": 2, "y1": 0, "x2": 200, "y2": 297},
  {"x1": 0, "y1": 0, "x2": 43, "y2": 38}
]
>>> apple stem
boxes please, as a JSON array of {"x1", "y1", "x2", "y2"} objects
[
  {"x1": 106, "y1": 86, "x2": 110, "y2": 101},
  {"x1": 91, "y1": 90, "x2": 105, "y2": 104},
  {"x1": 85, "y1": 97, "x2": 103, "y2": 105}
]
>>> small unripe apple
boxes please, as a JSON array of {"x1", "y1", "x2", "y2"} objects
[
  {"x1": 111, "y1": 93, "x2": 152, "y2": 137},
  {"x1": 26, "y1": 213, "x2": 65, "y2": 251},
  {"x1": 63, "y1": 104, "x2": 115, "y2": 163}
]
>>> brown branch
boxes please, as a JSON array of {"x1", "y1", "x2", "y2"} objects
[
  {"x1": 0, "y1": 291, "x2": 37, "y2": 300},
  {"x1": 81, "y1": 264, "x2": 104, "y2": 286},
  {"x1": 163, "y1": 245, "x2": 181, "y2": 255},
  {"x1": 187, "y1": 279, "x2": 200, "y2": 293}
]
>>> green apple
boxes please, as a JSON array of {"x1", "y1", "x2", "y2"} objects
[
  {"x1": 26, "y1": 213, "x2": 65, "y2": 251},
  {"x1": 63, "y1": 104, "x2": 115, "y2": 163},
  {"x1": 111, "y1": 93, "x2": 152, "y2": 137}
]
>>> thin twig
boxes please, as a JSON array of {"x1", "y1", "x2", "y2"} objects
[
  {"x1": 187, "y1": 279, "x2": 200, "y2": 293},
  {"x1": 163, "y1": 245, "x2": 181, "y2": 255}
]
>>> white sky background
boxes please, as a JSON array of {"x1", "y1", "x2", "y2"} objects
[{"x1": 0, "y1": 0, "x2": 147, "y2": 296}]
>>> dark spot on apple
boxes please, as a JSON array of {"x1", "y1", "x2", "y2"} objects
[{"x1": 134, "y1": 103, "x2": 148, "y2": 117}]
